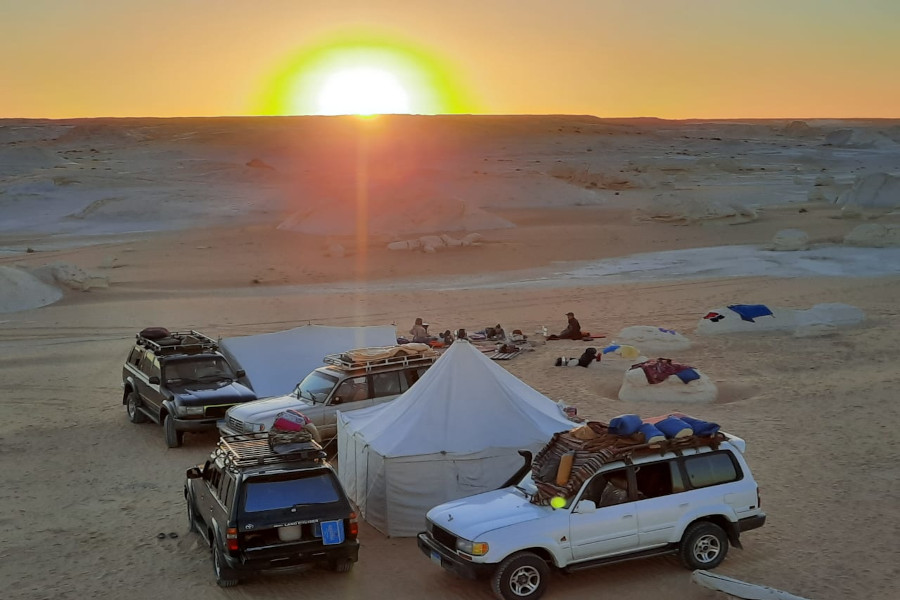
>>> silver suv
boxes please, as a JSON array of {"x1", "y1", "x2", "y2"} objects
[
  {"x1": 219, "y1": 346, "x2": 437, "y2": 445},
  {"x1": 418, "y1": 424, "x2": 766, "y2": 600}
]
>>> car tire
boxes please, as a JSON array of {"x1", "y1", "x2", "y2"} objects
[
  {"x1": 186, "y1": 496, "x2": 197, "y2": 533},
  {"x1": 126, "y1": 392, "x2": 148, "y2": 424},
  {"x1": 164, "y1": 414, "x2": 184, "y2": 448},
  {"x1": 328, "y1": 558, "x2": 354, "y2": 573},
  {"x1": 491, "y1": 551, "x2": 549, "y2": 600},
  {"x1": 679, "y1": 521, "x2": 729, "y2": 570},
  {"x1": 212, "y1": 545, "x2": 239, "y2": 587}
]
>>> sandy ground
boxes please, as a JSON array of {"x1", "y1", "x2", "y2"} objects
[{"x1": 2, "y1": 116, "x2": 899, "y2": 600}]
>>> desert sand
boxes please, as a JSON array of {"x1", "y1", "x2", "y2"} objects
[{"x1": 2, "y1": 115, "x2": 899, "y2": 600}]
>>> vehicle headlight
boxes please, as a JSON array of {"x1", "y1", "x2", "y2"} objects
[
  {"x1": 456, "y1": 538, "x2": 489, "y2": 556},
  {"x1": 178, "y1": 405, "x2": 205, "y2": 417},
  {"x1": 242, "y1": 421, "x2": 266, "y2": 433}
]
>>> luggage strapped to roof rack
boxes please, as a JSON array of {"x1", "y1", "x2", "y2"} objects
[
  {"x1": 215, "y1": 433, "x2": 326, "y2": 473},
  {"x1": 135, "y1": 329, "x2": 219, "y2": 356},
  {"x1": 322, "y1": 347, "x2": 437, "y2": 373}
]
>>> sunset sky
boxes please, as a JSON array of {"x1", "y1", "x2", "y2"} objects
[{"x1": 2, "y1": 0, "x2": 898, "y2": 119}]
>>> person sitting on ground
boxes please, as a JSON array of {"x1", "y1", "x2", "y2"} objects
[
  {"x1": 486, "y1": 323, "x2": 506, "y2": 341},
  {"x1": 554, "y1": 312, "x2": 582, "y2": 340},
  {"x1": 440, "y1": 330, "x2": 455, "y2": 345},
  {"x1": 409, "y1": 317, "x2": 430, "y2": 343}
]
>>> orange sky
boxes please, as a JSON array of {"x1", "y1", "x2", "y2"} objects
[{"x1": 2, "y1": 0, "x2": 898, "y2": 119}]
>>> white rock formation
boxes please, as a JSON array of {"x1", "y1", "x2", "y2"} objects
[
  {"x1": 618, "y1": 366, "x2": 717, "y2": 403},
  {"x1": 835, "y1": 173, "x2": 900, "y2": 209},
  {"x1": 614, "y1": 326, "x2": 692, "y2": 352},
  {"x1": 844, "y1": 223, "x2": 900, "y2": 247},
  {"x1": 771, "y1": 229, "x2": 810, "y2": 251},
  {"x1": 696, "y1": 303, "x2": 864, "y2": 336},
  {"x1": 0, "y1": 266, "x2": 64, "y2": 313}
]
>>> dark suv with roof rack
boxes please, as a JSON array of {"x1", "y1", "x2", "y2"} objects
[
  {"x1": 121, "y1": 328, "x2": 257, "y2": 448},
  {"x1": 184, "y1": 433, "x2": 360, "y2": 586}
]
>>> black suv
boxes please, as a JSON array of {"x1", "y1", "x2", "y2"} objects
[
  {"x1": 184, "y1": 433, "x2": 360, "y2": 586},
  {"x1": 122, "y1": 328, "x2": 257, "y2": 447}
]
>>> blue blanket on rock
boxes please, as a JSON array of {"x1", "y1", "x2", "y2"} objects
[{"x1": 727, "y1": 304, "x2": 774, "y2": 322}]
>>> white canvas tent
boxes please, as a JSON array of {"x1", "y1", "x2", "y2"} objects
[
  {"x1": 337, "y1": 340, "x2": 573, "y2": 537},
  {"x1": 220, "y1": 324, "x2": 397, "y2": 398}
]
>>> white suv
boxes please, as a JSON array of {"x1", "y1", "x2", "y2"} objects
[
  {"x1": 219, "y1": 346, "x2": 437, "y2": 445},
  {"x1": 417, "y1": 427, "x2": 766, "y2": 600}
]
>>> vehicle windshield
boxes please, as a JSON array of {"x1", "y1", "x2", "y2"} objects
[
  {"x1": 242, "y1": 472, "x2": 342, "y2": 513},
  {"x1": 164, "y1": 357, "x2": 236, "y2": 384},
  {"x1": 294, "y1": 371, "x2": 338, "y2": 404}
]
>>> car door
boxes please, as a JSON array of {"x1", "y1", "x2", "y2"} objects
[
  {"x1": 568, "y1": 469, "x2": 639, "y2": 561},
  {"x1": 633, "y1": 458, "x2": 687, "y2": 548},
  {"x1": 370, "y1": 371, "x2": 405, "y2": 405},
  {"x1": 137, "y1": 352, "x2": 166, "y2": 418},
  {"x1": 193, "y1": 460, "x2": 216, "y2": 534},
  {"x1": 319, "y1": 375, "x2": 373, "y2": 439}
]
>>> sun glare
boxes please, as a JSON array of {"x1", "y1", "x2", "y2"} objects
[
  {"x1": 256, "y1": 32, "x2": 475, "y2": 116},
  {"x1": 317, "y1": 67, "x2": 410, "y2": 116}
]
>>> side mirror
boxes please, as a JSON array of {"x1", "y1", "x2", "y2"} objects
[
  {"x1": 186, "y1": 466, "x2": 202, "y2": 479},
  {"x1": 331, "y1": 396, "x2": 342, "y2": 405},
  {"x1": 574, "y1": 500, "x2": 597, "y2": 514},
  {"x1": 149, "y1": 376, "x2": 160, "y2": 385},
  {"x1": 235, "y1": 369, "x2": 246, "y2": 378}
]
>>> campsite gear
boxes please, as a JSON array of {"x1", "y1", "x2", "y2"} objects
[
  {"x1": 336, "y1": 339, "x2": 572, "y2": 537},
  {"x1": 655, "y1": 416, "x2": 693, "y2": 439},
  {"x1": 638, "y1": 422, "x2": 666, "y2": 444},
  {"x1": 727, "y1": 304, "x2": 774, "y2": 322},
  {"x1": 269, "y1": 409, "x2": 315, "y2": 451},
  {"x1": 703, "y1": 312, "x2": 724, "y2": 322},
  {"x1": 678, "y1": 415, "x2": 720, "y2": 437},
  {"x1": 675, "y1": 368, "x2": 700, "y2": 383},
  {"x1": 633, "y1": 357, "x2": 694, "y2": 384},
  {"x1": 609, "y1": 414, "x2": 643, "y2": 436},
  {"x1": 556, "y1": 451, "x2": 575, "y2": 485}
]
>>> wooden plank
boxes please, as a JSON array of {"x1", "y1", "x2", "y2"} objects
[{"x1": 691, "y1": 570, "x2": 810, "y2": 600}]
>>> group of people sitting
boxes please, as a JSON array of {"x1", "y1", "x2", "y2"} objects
[{"x1": 406, "y1": 311, "x2": 586, "y2": 347}]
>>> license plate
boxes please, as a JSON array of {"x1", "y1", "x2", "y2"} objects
[
  {"x1": 430, "y1": 550, "x2": 442, "y2": 566},
  {"x1": 320, "y1": 520, "x2": 345, "y2": 546}
]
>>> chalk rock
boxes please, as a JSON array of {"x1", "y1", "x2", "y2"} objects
[
  {"x1": 771, "y1": 229, "x2": 810, "y2": 251},
  {"x1": 844, "y1": 223, "x2": 900, "y2": 247},
  {"x1": 440, "y1": 234, "x2": 463, "y2": 247},
  {"x1": 835, "y1": 172, "x2": 900, "y2": 209},
  {"x1": 618, "y1": 366, "x2": 717, "y2": 403},
  {"x1": 615, "y1": 326, "x2": 692, "y2": 352},
  {"x1": 461, "y1": 233, "x2": 483, "y2": 246},
  {"x1": 419, "y1": 235, "x2": 445, "y2": 250}
]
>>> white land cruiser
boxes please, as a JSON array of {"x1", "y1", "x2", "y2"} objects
[
  {"x1": 417, "y1": 424, "x2": 766, "y2": 600},
  {"x1": 219, "y1": 346, "x2": 437, "y2": 445}
]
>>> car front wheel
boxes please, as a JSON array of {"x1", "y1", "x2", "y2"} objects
[
  {"x1": 491, "y1": 552, "x2": 549, "y2": 600},
  {"x1": 679, "y1": 521, "x2": 729, "y2": 570},
  {"x1": 164, "y1": 414, "x2": 184, "y2": 448},
  {"x1": 126, "y1": 392, "x2": 148, "y2": 424}
]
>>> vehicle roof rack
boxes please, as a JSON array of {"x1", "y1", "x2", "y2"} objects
[
  {"x1": 322, "y1": 345, "x2": 438, "y2": 373},
  {"x1": 136, "y1": 329, "x2": 219, "y2": 356},
  {"x1": 215, "y1": 433, "x2": 326, "y2": 473}
]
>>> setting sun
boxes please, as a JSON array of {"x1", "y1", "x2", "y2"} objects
[
  {"x1": 255, "y1": 32, "x2": 475, "y2": 117},
  {"x1": 317, "y1": 67, "x2": 411, "y2": 115}
]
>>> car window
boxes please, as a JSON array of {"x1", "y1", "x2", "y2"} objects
[
  {"x1": 333, "y1": 376, "x2": 369, "y2": 405},
  {"x1": 597, "y1": 469, "x2": 631, "y2": 507},
  {"x1": 128, "y1": 347, "x2": 143, "y2": 366},
  {"x1": 149, "y1": 356, "x2": 161, "y2": 380},
  {"x1": 634, "y1": 460, "x2": 682, "y2": 498},
  {"x1": 242, "y1": 472, "x2": 343, "y2": 513},
  {"x1": 295, "y1": 371, "x2": 339, "y2": 403},
  {"x1": 164, "y1": 357, "x2": 235, "y2": 384},
  {"x1": 402, "y1": 367, "x2": 429, "y2": 390},
  {"x1": 138, "y1": 353, "x2": 155, "y2": 377},
  {"x1": 683, "y1": 451, "x2": 740, "y2": 489},
  {"x1": 371, "y1": 372, "x2": 403, "y2": 398}
]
